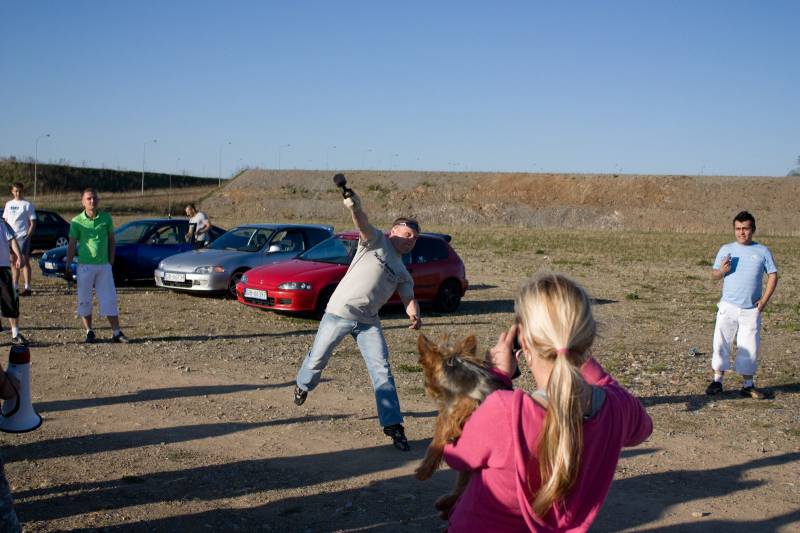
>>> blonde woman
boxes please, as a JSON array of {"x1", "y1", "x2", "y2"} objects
[{"x1": 442, "y1": 273, "x2": 652, "y2": 531}]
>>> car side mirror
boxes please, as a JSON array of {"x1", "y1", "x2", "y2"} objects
[{"x1": 268, "y1": 244, "x2": 281, "y2": 253}]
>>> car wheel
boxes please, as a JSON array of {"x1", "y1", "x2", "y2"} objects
[
  {"x1": 433, "y1": 279, "x2": 462, "y2": 313},
  {"x1": 55, "y1": 236, "x2": 69, "y2": 247},
  {"x1": 228, "y1": 270, "x2": 247, "y2": 299},
  {"x1": 315, "y1": 286, "x2": 336, "y2": 319}
]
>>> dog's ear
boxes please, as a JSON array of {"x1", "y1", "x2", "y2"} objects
[
  {"x1": 418, "y1": 334, "x2": 438, "y2": 357},
  {"x1": 454, "y1": 335, "x2": 478, "y2": 358}
]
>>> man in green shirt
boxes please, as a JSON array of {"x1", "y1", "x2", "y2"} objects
[{"x1": 65, "y1": 188, "x2": 129, "y2": 343}]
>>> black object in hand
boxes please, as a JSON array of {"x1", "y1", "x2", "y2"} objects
[{"x1": 332, "y1": 173, "x2": 354, "y2": 198}]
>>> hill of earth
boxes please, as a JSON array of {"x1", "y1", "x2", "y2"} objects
[{"x1": 206, "y1": 169, "x2": 800, "y2": 235}]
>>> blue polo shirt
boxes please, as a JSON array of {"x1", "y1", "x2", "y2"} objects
[{"x1": 713, "y1": 241, "x2": 777, "y2": 309}]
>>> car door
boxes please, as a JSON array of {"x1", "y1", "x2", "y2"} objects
[
  {"x1": 264, "y1": 229, "x2": 307, "y2": 262},
  {"x1": 32, "y1": 211, "x2": 57, "y2": 249},
  {"x1": 138, "y1": 222, "x2": 193, "y2": 278},
  {"x1": 405, "y1": 237, "x2": 448, "y2": 300}
]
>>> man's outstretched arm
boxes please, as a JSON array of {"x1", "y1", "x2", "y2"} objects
[{"x1": 344, "y1": 192, "x2": 376, "y2": 242}]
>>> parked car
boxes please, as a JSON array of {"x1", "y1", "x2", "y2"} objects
[
  {"x1": 235, "y1": 231, "x2": 468, "y2": 317},
  {"x1": 29, "y1": 209, "x2": 70, "y2": 251},
  {"x1": 154, "y1": 223, "x2": 334, "y2": 297},
  {"x1": 39, "y1": 218, "x2": 226, "y2": 282}
]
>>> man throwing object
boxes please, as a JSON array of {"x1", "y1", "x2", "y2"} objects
[
  {"x1": 706, "y1": 211, "x2": 777, "y2": 399},
  {"x1": 294, "y1": 189, "x2": 421, "y2": 451}
]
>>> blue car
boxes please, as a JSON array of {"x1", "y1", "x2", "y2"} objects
[{"x1": 39, "y1": 218, "x2": 226, "y2": 283}]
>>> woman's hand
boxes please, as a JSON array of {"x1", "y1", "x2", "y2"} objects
[{"x1": 487, "y1": 324, "x2": 518, "y2": 378}]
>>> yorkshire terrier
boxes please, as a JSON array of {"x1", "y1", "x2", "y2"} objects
[{"x1": 415, "y1": 334, "x2": 512, "y2": 517}]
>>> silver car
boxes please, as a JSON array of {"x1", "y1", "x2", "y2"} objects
[{"x1": 154, "y1": 223, "x2": 333, "y2": 297}]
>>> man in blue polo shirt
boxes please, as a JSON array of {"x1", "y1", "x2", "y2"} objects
[{"x1": 706, "y1": 211, "x2": 778, "y2": 399}]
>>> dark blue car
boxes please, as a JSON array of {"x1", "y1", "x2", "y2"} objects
[{"x1": 39, "y1": 218, "x2": 226, "y2": 283}]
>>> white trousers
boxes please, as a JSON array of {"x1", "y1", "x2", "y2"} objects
[
  {"x1": 712, "y1": 301, "x2": 761, "y2": 375},
  {"x1": 76, "y1": 263, "x2": 119, "y2": 318}
]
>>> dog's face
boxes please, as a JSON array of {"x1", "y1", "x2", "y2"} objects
[{"x1": 418, "y1": 334, "x2": 505, "y2": 403}]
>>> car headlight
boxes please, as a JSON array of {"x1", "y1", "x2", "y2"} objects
[
  {"x1": 194, "y1": 265, "x2": 225, "y2": 274},
  {"x1": 277, "y1": 282, "x2": 313, "y2": 291},
  {"x1": 42, "y1": 252, "x2": 49, "y2": 260},
  {"x1": 158, "y1": 261, "x2": 164, "y2": 270},
  {"x1": 240, "y1": 273, "x2": 248, "y2": 284}
]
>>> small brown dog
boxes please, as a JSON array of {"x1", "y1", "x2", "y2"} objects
[{"x1": 415, "y1": 333, "x2": 512, "y2": 516}]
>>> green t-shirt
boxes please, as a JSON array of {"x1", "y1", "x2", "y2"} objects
[{"x1": 69, "y1": 210, "x2": 114, "y2": 264}]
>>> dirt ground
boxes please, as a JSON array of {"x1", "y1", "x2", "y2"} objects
[{"x1": 2, "y1": 221, "x2": 799, "y2": 532}]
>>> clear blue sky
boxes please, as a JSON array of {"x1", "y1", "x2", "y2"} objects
[{"x1": 1, "y1": 1, "x2": 798, "y2": 178}]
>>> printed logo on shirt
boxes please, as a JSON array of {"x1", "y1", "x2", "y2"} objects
[{"x1": 372, "y1": 250, "x2": 399, "y2": 280}]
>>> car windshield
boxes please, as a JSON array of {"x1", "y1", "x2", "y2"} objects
[
  {"x1": 115, "y1": 221, "x2": 157, "y2": 244},
  {"x1": 209, "y1": 227, "x2": 274, "y2": 252},
  {"x1": 298, "y1": 236, "x2": 358, "y2": 265}
]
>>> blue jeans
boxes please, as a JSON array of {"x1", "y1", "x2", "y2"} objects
[{"x1": 296, "y1": 313, "x2": 403, "y2": 427}]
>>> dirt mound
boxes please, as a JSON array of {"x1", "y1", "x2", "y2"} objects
[{"x1": 204, "y1": 169, "x2": 800, "y2": 234}]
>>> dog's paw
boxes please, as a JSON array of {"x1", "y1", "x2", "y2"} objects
[
  {"x1": 434, "y1": 493, "x2": 460, "y2": 518},
  {"x1": 414, "y1": 465, "x2": 435, "y2": 480}
]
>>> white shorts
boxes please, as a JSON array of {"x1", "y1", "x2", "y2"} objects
[
  {"x1": 712, "y1": 300, "x2": 761, "y2": 375},
  {"x1": 76, "y1": 263, "x2": 119, "y2": 318}
]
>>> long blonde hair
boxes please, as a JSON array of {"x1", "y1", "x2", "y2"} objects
[{"x1": 515, "y1": 273, "x2": 596, "y2": 518}]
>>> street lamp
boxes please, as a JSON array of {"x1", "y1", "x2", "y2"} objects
[
  {"x1": 278, "y1": 144, "x2": 291, "y2": 171},
  {"x1": 141, "y1": 139, "x2": 157, "y2": 195},
  {"x1": 326, "y1": 145, "x2": 336, "y2": 171},
  {"x1": 218, "y1": 141, "x2": 232, "y2": 186},
  {"x1": 169, "y1": 157, "x2": 181, "y2": 217},
  {"x1": 33, "y1": 133, "x2": 51, "y2": 202}
]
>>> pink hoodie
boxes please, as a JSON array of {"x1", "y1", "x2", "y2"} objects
[{"x1": 443, "y1": 359, "x2": 652, "y2": 532}]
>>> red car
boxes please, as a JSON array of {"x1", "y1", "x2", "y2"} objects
[{"x1": 235, "y1": 231, "x2": 468, "y2": 317}]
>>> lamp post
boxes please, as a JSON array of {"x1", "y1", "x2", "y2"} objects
[
  {"x1": 33, "y1": 133, "x2": 51, "y2": 202},
  {"x1": 278, "y1": 144, "x2": 291, "y2": 172},
  {"x1": 141, "y1": 139, "x2": 157, "y2": 195},
  {"x1": 326, "y1": 145, "x2": 336, "y2": 171},
  {"x1": 169, "y1": 157, "x2": 180, "y2": 217},
  {"x1": 218, "y1": 141, "x2": 231, "y2": 186}
]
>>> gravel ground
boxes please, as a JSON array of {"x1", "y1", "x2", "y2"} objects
[{"x1": 2, "y1": 223, "x2": 798, "y2": 532}]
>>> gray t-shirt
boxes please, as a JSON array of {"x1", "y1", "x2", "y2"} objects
[{"x1": 326, "y1": 227, "x2": 414, "y2": 324}]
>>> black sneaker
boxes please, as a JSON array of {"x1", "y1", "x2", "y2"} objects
[
  {"x1": 11, "y1": 334, "x2": 28, "y2": 346},
  {"x1": 85, "y1": 330, "x2": 96, "y2": 344},
  {"x1": 19, "y1": 289, "x2": 31, "y2": 297},
  {"x1": 383, "y1": 424, "x2": 411, "y2": 452},
  {"x1": 740, "y1": 386, "x2": 766, "y2": 400},
  {"x1": 112, "y1": 332, "x2": 130, "y2": 344},
  {"x1": 293, "y1": 386, "x2": 308, "y2": 406},
  {"x1": 705, "y1": 381, "x2": 723, "y2": 395}
]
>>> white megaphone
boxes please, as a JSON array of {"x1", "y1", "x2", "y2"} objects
[{"x1": 0, "y1": 344, "x2": 42, "y2": 433}]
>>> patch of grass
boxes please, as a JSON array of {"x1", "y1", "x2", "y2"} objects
[
  {"x1": 784, "y1": 426, "x2": 800, "y2": 437},
  {"x1": 685, "y1": 274, "x2": 701, "y2": 281},
  {"x1": 626, "y1": 291, "x2": 640, "y2": 301},
  {"x1": 535, "y1": 249, "x2": 546, "y2": 254},
  {"x1": 696, "y1": 259, "x2": 713, "y2": 267},
  {"x1": 406, "y1": 386, "x2": 426, "y2": 396},
  {"x1": 397, "y1": 363, "x2": 422, "y2": 373},
  {"x1": 751, "y1": 421, "x2": 774, "y2": 429},
  {"x1": 281, "y1": 184, "x2": 311, "y2": 197},
  {"x1": 552, "y1": 259, "x2": 593, "y2": 267},
  {"x1": 647, "y1": 362, "x2": 669, "y2": 373}
]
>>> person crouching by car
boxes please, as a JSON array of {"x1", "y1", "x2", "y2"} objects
[
  {"x1": 293, "y1": 191, "x2": 422, "y2": 452},
  {"x1": 65, "y1": 188, "x2": 129, "y2": 344}
]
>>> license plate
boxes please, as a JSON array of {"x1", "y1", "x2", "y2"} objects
[
  {"x1": 244, "y1": 288, "x2": 267, "y2": 300},
  {"x1": 45, "y1": 261, "x2": 58, "y2": 269},
  {"x1": 164, "y1": 272, "x2": 186, "y2": 282}
]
